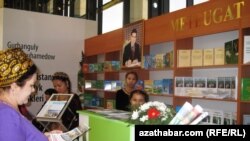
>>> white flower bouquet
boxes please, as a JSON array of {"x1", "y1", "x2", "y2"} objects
[{"x1": 129, "y1": 101, "x2": 176, "y2": 125}]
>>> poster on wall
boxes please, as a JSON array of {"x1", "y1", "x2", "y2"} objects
[
  {"x1": 1, "y1": 8, "x2": 97, "y2": 115},
  {"x1": 122, "y1": 21, "x2": 144, "y2": 68}
]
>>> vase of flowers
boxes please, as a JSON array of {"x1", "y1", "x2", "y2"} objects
[{"x1": 129, "y1": 101, "x2": 176, "y2": 125}]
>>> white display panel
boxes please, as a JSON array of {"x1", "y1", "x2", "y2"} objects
[
  {"x1": 102, "y1": 2, "x2": 123, "y2": 33},
  {"x1": 169, "y1": 0, "x2": 186, "y2": 12},
  {"x1": 194, "y1": 0, "x2": 209, "y2": 5}
]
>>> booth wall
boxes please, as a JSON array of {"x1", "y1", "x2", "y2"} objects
[{"x1": 1, "y1": 8, "x2": 97, "y2": 115}]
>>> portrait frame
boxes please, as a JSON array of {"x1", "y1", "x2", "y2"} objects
[{"x1": 121, "y1": 20, "x2": 144, "y2": 68}]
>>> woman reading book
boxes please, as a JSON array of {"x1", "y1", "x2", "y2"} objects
[{"x1": 0, "y1": 48, "x2": 49, "y2": 141}]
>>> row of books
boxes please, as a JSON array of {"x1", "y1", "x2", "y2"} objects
[
  {"x1": 83, "y1": 61, "x2": 120, "y2": 73},
  {"x1": 201, "y1": 109, "x2": 237, "y2": 125},
  {"x1": 175, "y1": 76, "x2": 237, "y2": 100},
  {"x1": 143, "y1": 50, "x2": 174, "y2": 69},
  {"x1": 85, "y1": 80, "x2": 123, "y2": 91},
  {"x1": 85, "y1": 79, "x2": 174, "y2": 95},
  {"x1": 177, "y1": 39, "x2": 238, "y2": 67},
  {"x1": 84, "y1": 93, "x2": 116, "y2": 109},
  {"x1": 144, "y1": 79, "x2": 174, "y2": 94},
  {"x1": 83, "y1": 93, "x2": 103, "y2": 107}
]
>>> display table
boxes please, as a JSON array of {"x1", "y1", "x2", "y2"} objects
[{"x1": 77, "y1": 110, "x2": 134, "y2": 141}]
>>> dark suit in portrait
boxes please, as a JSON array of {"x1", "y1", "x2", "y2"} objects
[{"x1": 123, "y1": 42, "x2": 141, "y2": 66}]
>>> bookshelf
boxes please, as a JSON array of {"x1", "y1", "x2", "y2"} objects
[{"x1": 84, "y1": 0, "x2": 250, "y2": 124}]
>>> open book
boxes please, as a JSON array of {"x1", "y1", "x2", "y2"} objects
[{"x1": 48, "y1": 125, "x2": 90, "y2": 141}]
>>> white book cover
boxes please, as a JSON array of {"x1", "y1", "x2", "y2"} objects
[
  {"x1": 244, "y1": 36, "x2": 250, "y2": 64},
  {"x1": 175, "y1": 77, "x2": 184, "y2": 96}
]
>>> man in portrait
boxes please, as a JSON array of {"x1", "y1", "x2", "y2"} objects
[{"x1": 123, "y1": 28, "x2": 141, "y2": 67}]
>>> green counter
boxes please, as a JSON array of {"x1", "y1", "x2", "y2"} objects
[{"x1": 78, "y1": 110, "x2": 134, "y2": 141}]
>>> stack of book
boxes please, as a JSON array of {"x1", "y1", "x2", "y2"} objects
[
  {"x1": 143, "y1": 50, "x2": 174, "y2": 69},
  {"x1": 177, "y1": 39, "x2": 239, "y2": 67}
]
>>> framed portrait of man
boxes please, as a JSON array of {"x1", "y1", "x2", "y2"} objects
[{"x1": 122, "y1": 21, "x2": 144, "y2": 68}]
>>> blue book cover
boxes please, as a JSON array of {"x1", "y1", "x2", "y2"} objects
[
  {"x1": 153, "y1": 80, "x2": 163, "y2": 94},
  {"x1": 144, "y1": 55, "x2": 154, "y2": 69},
  {"x1": 111, "y1": 61, "x2": 120, "y2": 71},
  {"x1": 162, "y1": 79, "x2": 173, "y2": 94},
  {"x1": 135, "y1": 80, "x2": 144, "y2": 90}
]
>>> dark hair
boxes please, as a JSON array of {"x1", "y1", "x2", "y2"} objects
[
  {"x1": 129, "y1": 90, "x2": 149, "y2": 102},
  {"x1": 52, "y1": 72, "x2": 72, "y2": 93},
  {"x1": 125, "y1": 71, "x2": 138, "y2": 81},
  {"x1": 131, "y1": 28, "x2": 137, "y2": 35},
  {"x1": 15, "y1": 65, "x2": 38, "y2": 87},
  {"x1": 44, "y1": 88, "x2": 57, "y2": 96}
]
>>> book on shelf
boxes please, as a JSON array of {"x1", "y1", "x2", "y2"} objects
[
  {"x1": 177, "y1": 50, "x2": 191, "y2": 67},
  {"x1": 201, "y1": 109, "x2": 236, "y2": 125},
  {"x1": 91, "y1": 80, "x2": 97, "y2": 89},
  {"x1": 224, "y1": 77, "x2": 232, "y2": 97},
  {"x1": 162, "y1": 79, "x2": 173, "y2": 94},
  {"x1": 96, "y1": 63, "x2": 104, "y2": 72},
  {"x1": 153, "y1": 80, "x2": 163, "y2": 94},
  {"x1": 154, "y1": 53, "x2": 165, "y2": 68},
  {"x1": 193, "y1": 77, "x2": 206, "y2": 97},
  {"x1": 243, "y1": 115, "x2": 250, "y2": 125},
  {"x1": 241, "y1": 78, "x2": 250, "y2": 101},
  {"x1": 206, "y1": 77, "x2": 217, "y2": 95},
  {"x1": 85, "y1": 80, "x2": 92, "y2": 89},
  {"x1": 243, "y1": 36, "x2": 250, "y2": 64},
  {"x1": 214, "y1": 47, "x2": 225, "y2": 65},
  {"x1": 111, "y1": 80, "x2": 122, "y2": 91},
  {"x1": 184, "y1": 77, "x2": 194, "y2": 96},
  {"x1": 104, "y1": 80, "x2": 112, "y2": 91},
  {"x1": 191, "y1": 49, "x2": 203, "y2": 67},
  {"x1": 203, "y1": 48, "x2": 214, "y2": 66},
  {"x1": 175, "y1": 77, "x2": 184, "y2": 96},
  {"x1": 104, "y1": 61, "x2": 112, "y2": 71},
  {"x1": 164, "y1": 50, "x2": 174, "y2": 68},
  {"x1": 95, "y1": 80, "x2": 104, "y2": 89},
  {"x1": 143, "y1": 55, "x2": 154, "y2": 69},
  {"x1": 223, "y1": 112, "x2": 232, "y2": 125},
  {"x1": 224, "y1": 39, "x2": 238, "y2": 64},
  {"x1": 231, "y1": 76, "x2": 237, "y2": 100},
  {"x1": 111, "y1": 61, "x2": 120, "y2": 71},
  {"x1": 115, "y1": 80, "x2": 122, "y2": 91},
  {"x1": 212, "y1": 110, "x2": 224, "y2": 125},
  {"x1": 135, "y1": 80, "x2": 144, "y2": 90},
  {"x1": 144, "y1": 80, "x2": 154, "y2": 94}
]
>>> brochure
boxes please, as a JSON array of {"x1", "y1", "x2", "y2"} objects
[{"x1": 48, "y1": 126, "x2": 90, "y2": 141}]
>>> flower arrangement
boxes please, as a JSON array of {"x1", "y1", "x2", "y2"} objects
[{"x1": 129, "y1": 101, "x2": 176, "y2": 125}]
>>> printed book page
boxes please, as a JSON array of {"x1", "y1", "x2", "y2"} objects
[{"x1": 48, "y1": 126, "x2": 90, "y2": 141}]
